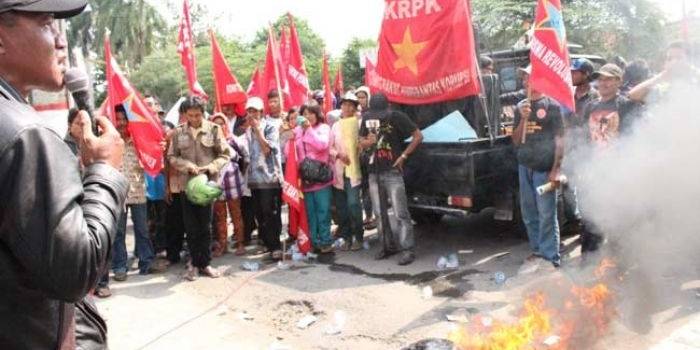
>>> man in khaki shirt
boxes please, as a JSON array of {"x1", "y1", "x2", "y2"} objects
[{"x1": 167, "y1": 97, "x2": 231, "y2": 280}]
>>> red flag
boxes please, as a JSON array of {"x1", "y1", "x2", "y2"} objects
[
  {"x1": 529, "y1": 0, "x2": 574, "y2": 110},
  {"x1": 210, "y1": 30, "x2": 247, "y2": 116},
  {"x1": 333, "y1": 64, "x2": 344, "y2": 95},
  {"x1": 176, "y1": 0, "x2": 207, "y2": 99},
  {"x1": 285, "y1": 14, "x2": 310, "y2": 108},
  {"x1": 282, "y1": 139, "x2": 311, "y2": 254},
  {"x1": 261, "y1": 26, "x2": 289, "y2": 112},
  {"x1": 372, "y1": 0, "x2": 480, "y2": 104},
  {"x1": 105, "y1": 34, "x2": 164, "y2": 177},
  {"x1": 321, "y1": 53, "x2": 333, "y2": 114},
  {"x1": 247, "y1": 66, "x2": 263, "y2": 98},
  {"x1": 279, "y1": 26, "x2": 290, "y2": 64},
  {"x1": 365, "y1": 55, "x2": 377, "y2": 89}
]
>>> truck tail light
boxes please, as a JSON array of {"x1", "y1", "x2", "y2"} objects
[{"x1": 448, "y1": 195, "x2": 472, "y2": 208}]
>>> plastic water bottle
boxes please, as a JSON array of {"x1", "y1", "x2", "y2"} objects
[
  {"x1": 536, "y1": 175, "x2": 568, "y2": 195},
  {"x1": 446, "y1": 253, "x2": 459, "y2": 269},
  {"x1": 494, "y1": 271, "x2": 506, "y2": 285},
  {"x1": 436, "y1": 256, "x2": 448, "y2": 270},
  {"x1": 241, "y1": 261, "x2": 260, "y2": 271}
]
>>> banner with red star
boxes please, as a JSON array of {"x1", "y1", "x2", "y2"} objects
[
  {"x1": 371, "y1": 0, "x2": 480, "y2": 105},
  {"x1": 529, "y1": 0, "x2": 575, "y2": 110}
]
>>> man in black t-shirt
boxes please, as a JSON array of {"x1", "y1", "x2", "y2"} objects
[
  {"x1": 512, "y1": 88, "x2": 565, "y2": 268},
  {"x1": 359, "y1": 93, "x2": 423, "y2": 265},
  {"x1": 578, "y1": 63, "x2": 641, "y2": 253}
]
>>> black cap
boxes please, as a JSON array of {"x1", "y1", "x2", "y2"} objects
[
  {"x1": 0, "y1": 0, "x2": 88, "y2": 19},
  {"x1": 571, "y1": 58, "x2": 595, "y2": 76}
]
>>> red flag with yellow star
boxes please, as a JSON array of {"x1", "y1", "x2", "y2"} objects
[
  {"x1": 529, "y1": 0, "x2": 575, "y2": 110},
  {"x1": 372, "y1": 0, "x2": 480, "y2": 104},
  {"x1": 105, "y1": 34, "x2": 164, "y2": 177}
]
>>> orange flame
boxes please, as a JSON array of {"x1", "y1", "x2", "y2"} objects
[{"x1": 449, "y1": 259, "x2": 617, "y2": 350}]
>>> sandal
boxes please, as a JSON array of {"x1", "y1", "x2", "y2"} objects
[
  {"x1": 199, "y1": 266, "x2": 221, "y2": 278},
  {"x1": 184, "y1": 263, "x2": 197, "y2": 281},
  {"x1": 94, "y1": 286, "x2": 112, "y2": 298},
  {"x1": 235, "y1": 246, "x2": 246, "y2": 256},
  {"x1": 271, "y1": 250, "x2": 283, "y2": 260}
]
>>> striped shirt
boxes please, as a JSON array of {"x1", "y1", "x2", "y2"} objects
[{"x1": 219, "y1": 136, "x2": 249, "y2": 200}]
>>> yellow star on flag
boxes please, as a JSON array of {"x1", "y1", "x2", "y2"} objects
[{"x1": 392, "y1": 27, "x2": 428, "y2": 76}]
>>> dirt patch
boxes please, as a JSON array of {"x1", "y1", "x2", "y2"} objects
[{"x1": 269, "y1": 299, "x2": 324, "y2": 331}]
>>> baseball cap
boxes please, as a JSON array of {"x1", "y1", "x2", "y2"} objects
[
  {"x1": 591, "y1": 63, "x2": 623, "y2": 80},
  {"x1": 571, "y1": 58, "x2": 595, "y2": 75},
  {"x1": 0, "y1": 0, "x2": 88, "y2": 19},
  {"x1": 339, "y1": 91, "x2": 359, "y2": 105},
  {"x1": 245, "y1": 97, "x2": 263, "y2": 111}
]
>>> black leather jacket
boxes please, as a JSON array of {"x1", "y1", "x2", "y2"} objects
[{"x1": 0, "y1": 87, "x2": 127, "y2": 349}]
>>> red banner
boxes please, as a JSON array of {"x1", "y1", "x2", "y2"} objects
[
  {"x1": 321, "y1": 53, "x2": 333, "y2": 114},
  {"x1": 261, "y1": 27, "x2": 290, "y2": 111},
  {"x1": 529, "y1": 0, "x2": 574, "y2": 110},
  {"x1": 371, "y1": 0, "x2": 480, "y2": 105},
  {"x1": 210, "y1": 30, "x2": 246, "y2": 116},
  {"x1": 247, "y1": 66, "x2": 263, "y2": 98},
  {"x1": 176, "y1": 0, "x2": 207, "y2": 99},
  {"x1": 282, "y1": 140, "x2": 311, "y2": 254},
  {"x1": 284, "y1": 14, "x2": 310, "y2": 109},
  {"x1": 105, "y1": 35, "x2": 164, "y2": 177},
  {"x1": 333, "y1": 64, "x2": 344, "y2": 95}
]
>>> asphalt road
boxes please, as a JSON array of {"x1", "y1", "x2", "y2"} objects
[{"x1": 96, "y1": 210, "x2": 700, "y2": 349}]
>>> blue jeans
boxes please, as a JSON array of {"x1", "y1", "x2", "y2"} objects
[
  {"x1": 304, "y1": 187, "x2": 333, "y2": 248},
  {"x1": 112, "y1": 203, "x2": 154, "y2": 273},
  {"x1": 518, "y1": 165, "x2": 560, "y2": 265},
  {"x1": 334, "y1": 177, "x2": 364, "y2": 243}
]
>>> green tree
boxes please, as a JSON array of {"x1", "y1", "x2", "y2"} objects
[
  {"x1": 252, "y1": 14, "x2": 327, "y2": 89},
  {"x1": 340, "y1": 38, "x2": 377, "y2": 89},
  {"x1": 68, "y1": 0, "x2": 169, "y2": 67},
  {"x1": 471, "y1": 0, "x2": 665, "y2": 60}
]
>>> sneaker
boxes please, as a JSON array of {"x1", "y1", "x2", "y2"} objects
[
  {"x1": 350, "y1": 241, "x2": 363, "y2": 251},
  {"x1": 113, "y1": 271, "x2": 128, "y2": 282},
  {"x1": 94, "y1": 286, "x2": 112, "y2": 298},
  {"x1": 398, "y1": 251, "x2": 415, "y2": 265},
  {"x1": 374, "y1": 249, "x2": 397, "y2": 260},
  {"x1": 140, "y1": 260, "x2": 168, "y2": 275}
]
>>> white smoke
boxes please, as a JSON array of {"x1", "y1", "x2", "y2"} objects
[{"x1": 572, "y1": 82, "x2": 700, "y2": 329}]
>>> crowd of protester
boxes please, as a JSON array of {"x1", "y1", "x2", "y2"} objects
[
  {"x1": 70, "y1": 85, "x2": 424, "y2": 298},
  {"x1": 64, "y1": 41, "x2": 699, "y2": 298}
]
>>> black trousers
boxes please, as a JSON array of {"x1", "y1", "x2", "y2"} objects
[
  {"x1": 181, "y1": 196, "x2": 213, "y2": 268},
  {"x1": 241, "y1": 195, "x2": 256, "y2": 243},
  {"x1": 251, "y1": 188, "x2": 282, "y2": 251},
  {"x1": 147, "y1": 199, "x2": 167, "y2": 252},
  {"x1": 166, "y1": 193, "x2": 186, "y2": 263}
]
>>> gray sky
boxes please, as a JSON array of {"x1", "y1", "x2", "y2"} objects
[{"x1": 150, "y1": 0, "x2": 697, "y2": 57}]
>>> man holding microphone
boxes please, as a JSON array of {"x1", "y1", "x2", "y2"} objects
[{"x1": 0, "y1": 1, "x2": 128, "y2": 348}]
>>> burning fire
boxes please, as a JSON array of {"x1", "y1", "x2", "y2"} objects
[{"x1": 449, "y1": 259, "x2": 617, "y2": 350}]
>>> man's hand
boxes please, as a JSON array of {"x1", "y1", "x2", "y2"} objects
[
  {"x1": 518, "y1": 100, "x2": 532, "y2": 119},
  {"x1": 548, "y1": 168, "x2": 561, "y2": 186},
  {"x1": 186, "y1": 163, "x2": 199, "y2": 175},
  {"x1": 392, "y1": 156, "x2": 406, "y2": 171},
  {"x1": 79, "y1": 113, "x2": 124, "y2": 169}
]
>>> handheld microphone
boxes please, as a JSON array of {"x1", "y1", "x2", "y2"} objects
[{"x1": 64, "y1": 68, "x2": 98, "y2": 135}]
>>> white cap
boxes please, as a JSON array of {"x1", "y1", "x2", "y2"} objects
[
  {"x1": 340, "y1": 91, "x2": 359, "y2": 105},
  {"x1": 245, "y1": 97, "x2": 264, "y2": 111}
]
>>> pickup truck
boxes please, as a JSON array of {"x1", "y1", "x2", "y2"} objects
[{"x1": 397, "y1": 46, "x2": 605, "y2": 228}]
